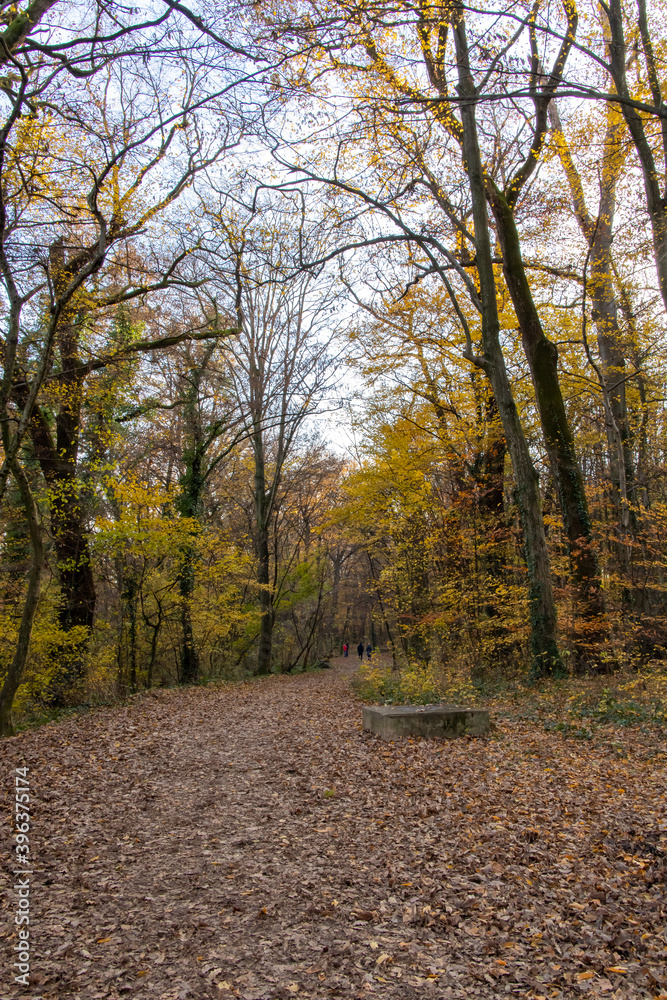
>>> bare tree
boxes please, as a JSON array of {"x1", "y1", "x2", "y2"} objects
[{"x1": 202, "y1": 199, "x2": 340, "y2": 674}]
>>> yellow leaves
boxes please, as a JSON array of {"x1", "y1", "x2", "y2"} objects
[
  {"x1": 93, "y1": 476, "x2": 196, "y2": 555},
  {"x1": 354, "y1": 657, "x2": 480, "y2": 708},
  {"x1": 575, "y1": 970, "x2": 594, "y2": 980}
]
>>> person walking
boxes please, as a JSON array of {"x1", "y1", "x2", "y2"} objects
[
  {"x1": 357, "y1": 642, "x2": 364, "y2": 661},
  {"x1": 366, "y1": 643, "x2": 372, "y2": 660},
  {"x1": 343, "y1": 642, "x2": 348, "y2": 658}
]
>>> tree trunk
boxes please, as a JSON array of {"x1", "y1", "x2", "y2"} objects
[
  {"x1": 142, "y1": 594, "x2": 164, "y2": 690},
  {"x1": 0, "y1": 461, "x2": 45, "y2": 737},
  {"x1": 471, "y1": 388, "x2": 513, "y2": 657},
  {"x1": 366, "y1": 553, "x2": 398, "y2": 668},
  {"x1": 28, "y1": 390, "x2": 95, "y2": 703},
  {"x1": 254, "y1": 430, "x2": 274, "y2": 674},
  {"x1": 179, "y1": 576, "x2": 199, "y2": 684},
  {"x1": 50, "y1": 481, "x2": 96, "y2": 678},
  {"x1": 549, "y1": 97, "x2": 635, "y2": 572},
  {"x1": 605, "y1": 0, "x2": 667, "y2": 315},
  {"x1": 489, "y1": 189, "x2": 612, "y2": 673},
  {"x1": 453, "y1": 9, "x2": 563, "y2": 676},
  {"x1": 127, "y1": 581, "x2": 138, "y2": 692},
  {"x1": 256, "y1": 526, "x2": 274, "y2": 674},
  {"x1": 177, "y1": 471, "x2": 201, "y2": 685},
  {"x1": 176, "y1": 386, "x2": 207, "y2": 685},
  {"x1": 589, "y1": 251, "x2": 634, "y2": 574}
]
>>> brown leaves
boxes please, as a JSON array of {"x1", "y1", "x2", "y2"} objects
[{"x1": 0, "y1": 660, "x2": 666, "y2": 999}]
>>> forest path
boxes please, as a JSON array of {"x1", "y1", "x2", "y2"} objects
[{"x1": 1, "y1": 657, "x2": 666, "y2": 1000}]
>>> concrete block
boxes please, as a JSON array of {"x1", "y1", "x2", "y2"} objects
[{"x1": 362, "y1": 703, "x2": 490, "y2": 740}]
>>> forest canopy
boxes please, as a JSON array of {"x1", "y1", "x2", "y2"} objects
[{"x1": 2, "y1": 0, "x2": 667, "y2": 734}]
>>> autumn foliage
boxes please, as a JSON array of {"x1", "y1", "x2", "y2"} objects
[{"x1": 2, "y1": 0, "x2": 667, "y2": 732}]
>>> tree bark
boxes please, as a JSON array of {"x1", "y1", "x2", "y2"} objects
[
  {"x1": 0, "y1": 461, "x2": 45, "y2": 737},
  {"x1": 27, "y1": 399, "x2": 95, "y2": 700},
  {"x1": 0, "y1": 0, "x2": 59, "y2": 65},
  {"x1": 549, "y1": 98, "x2": 634, "y2": 570},
  {"x1": 489, "y1": 188, "x2": 613, "y2": 672},
  {"x1": 453, "y1": 8, "x2": 563, "y2": 676},
  {"x1": 604, "y1": 0, "x2": 667, "y2": 314},
  {"x1": 174, "y1": 344, "x2": 221, "y2": 685},
  {"x1": 21, "y1": 247, "x2": 97, "y2": 700},
  {"x1": 254, "y1": 430, "x2": 274, "y2": 675},
  {"x1": 179, "y1": 577, "x2": 199, "y2": 684},
  {"x1": 177, "y1": 451, "x2": 203, "y2": 684}
]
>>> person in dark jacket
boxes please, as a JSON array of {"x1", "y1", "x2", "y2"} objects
[
  {"x1": 366, "y1": 643, "x2": 372, "y2": 660},
  {"x1": 357, "y1": 642, "x2": 364, "y2": 661}
]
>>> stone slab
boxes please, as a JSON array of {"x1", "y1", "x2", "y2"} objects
[{"x1": 362, "y1": 703, "x2": 490, "y2": 740}]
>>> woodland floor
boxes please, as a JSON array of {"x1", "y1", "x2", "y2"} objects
[{"x1": 1, "y1": 656, "x2": 666, "y2": 1000}]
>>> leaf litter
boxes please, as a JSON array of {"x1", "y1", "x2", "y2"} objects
[{"x1": 1, "y1": 658, "x2": 666, "y2": 1000}]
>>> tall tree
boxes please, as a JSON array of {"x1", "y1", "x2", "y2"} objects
[
  {"x1": 0, "y1": 0, "x2": 247, "y2": 733},
  {"x1": 206, "y1": 203, "x2": 339, "y2": 674},
  {"x1": 451, "y1": 5, "x2": 562, "y2": 673},
  {"x1": 548, "y1": 96, "x2": 635, "y2": 561},
  {"x1": 259, "y1": 0, "x2": 617, "y2": 669},
  {"x1": 171, "y1": 335, "x2": 244, "y2": 683},
  {"x1": 258, "y1": 0, "x2": 566, "y2": 671}
]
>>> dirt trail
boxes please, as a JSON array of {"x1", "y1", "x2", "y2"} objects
[{"x1": 1, "y1": 658, "x2": 666, "y2": 999}]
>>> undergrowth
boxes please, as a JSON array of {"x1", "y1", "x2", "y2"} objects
[
  {"x1": 353, "y1": 655, "x2": 667, "y2": 734},
  {"x1": 352, "y1": 659, "x2": 476, "y2": 707}
]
